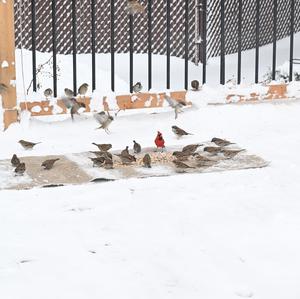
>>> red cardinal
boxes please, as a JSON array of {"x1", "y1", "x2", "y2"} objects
[{"x1": 155, "y1": 131, "x2": 165, "y2": 149}]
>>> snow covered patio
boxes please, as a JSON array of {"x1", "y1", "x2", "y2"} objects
[{"x1": 1, "y1": 99, "x2": 300, "y2": 299}]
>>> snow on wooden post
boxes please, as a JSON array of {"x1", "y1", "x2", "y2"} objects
[{"x1": 0, "y1": 0, "x2": 18, "y2": 130}]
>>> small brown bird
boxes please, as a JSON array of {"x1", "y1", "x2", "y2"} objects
[
  {"x1": 173, "y1": 160, "x2": 194, "y2": 169},
  {"x1": 133, "y1": 140, "x2": 141, "y2": 154},
  {"x1": 44, "y1": 88, "x2": 53, "y2": 99},
  {"x1": 204, "y1": 146, "x2": 222, "y2": 155},
  {"x1": 191, "y1": 80, "x2": 200, "y2": 91},
  {"x1": 221, "y1": 149, "x2": 245, "y2": 158},
  {"x1": 103, "y1": 158, "x2": 114, "y2": 169},
  {"x1": 142, "y1": 154, "x2": 151, "y2": 168},
  {"x1": 92, "y1": 143, "x2": 112, "y2": 152},
  {"x1": 121, "y1": 146, "x2": 130, "y2": 156},
  {"x1": 0, "y1": 83, "x2": 8, "y2": 94},
  {"x1": 172, "y1": 126, "x2": 192, "y2": 138},
  {"x1": 117, "y1": 153, "x2": 136, "y2": 165},
  {"x1": 211, "y1": 137, "x2": 234, "y2": 147},
  {"x1": 192, "y1": 153, "x2": 213, "y2": 162},
  {"x1": 15, "y1": 162, "x2": 26, "y2": 176},
  {"x1": 62, "y1": 97, "x2": 86, "y2": 120},
  {"x1": 94, "y1": 111, "x2": 114, "y2": 133},
  {"x1": 172, "y1": 151, "x2": 192, "y2": 161},
  {"x1": 18, "y1": 139, "x2": 41, "y2": 150},
  {"x1": 78, "y1": 83, "x2": 89, "y2": 97},
  {"x1": 11, "y1": 154, "x2": 20, "y2": 167},
  {"x1": 127, "y1": 0, "x2": 145, "y2": 15},
  {"x1": 64, "y1": 88, "x2": 75, "y2": 97},
  {"x1": 41, "y1": 158, "x2": 60, "y2": 170},
  {"x1": 90, "y1": 157, "x2": 106, "y2": 167},
  {"x1": 90, "y1": 151, "x2": 113, "y2": 160},
  {"x1": 182, "y1": 144, "x2": 202, "y2": 154}
]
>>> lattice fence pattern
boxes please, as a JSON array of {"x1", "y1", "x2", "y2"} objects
[{"x1": 14, "y1": 0, "x2": 300, "y2": 62}]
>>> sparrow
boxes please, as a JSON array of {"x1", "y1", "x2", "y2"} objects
[
  {"x1": 164, "y1": 94, "x2": 187, "y2": 119},
  {"x1": 172, "y1": 160, "x2": 194, "y2": 169},
  {"x1": 142, "y1": 154, "x2": 151, "y2": 168},
  {"x1": 203, "y1": 146, "x2": 222, "y2": 155},
  {"x1": 18, "y1": 139, "x2": 41, "y2": 150},
  {"x1": 127, "y1": 0, "x2": 145, "y2": 15},
  {"x1": 94, "y1": 111, "x2": 114, "y2": 133},
  {"x1": 211, "y1": 137, "x2": 234, "y2": 147},
  {"x1": 0, "y1": 83, "x2": 8, "y2": 94},
  {"x1": 64, "y1": 88, "x2": 75, "y2": 97},
  {"x1": 41, "y1": 158, "x2": 60, "y2": 170},
  {"x1": 182, "y1": 144, "x2": 201, "y2": 154},
  {"x1": 191, "y1": 80, "x2": 200, "y2": 91},
  {"x1": 62, "y1": 97, "x2": 86, "y2": 120},
  {"x1": 15, "y1": 162, "x2": 26, "y2": 176},
  {"x1": 221, "y1": 149, "x2": 245, "y2": 158},
  {"x1": 90, "y1": 151, "x2": 113, "y2": 160},
  {"x1": 121, "y1": 146, "x2": 130, "y2": 156},
  {"x1": 103, "y1": 158, "x2": 114, "y2": 169},
  {"x1": 78, "y1": 83, "x2": 89, "y2": 97},
  {"x1": 44, "y1": 88, "x2": 53, "y2": 99},
  {"x1": 89, "y1": 157, "x2": 106, "y2": 167},
  {"x1": 172, "y1": 125, "x2": 192, "y2": 138},
  {"x1": 133, "y1": 140, "x2": 141, "y2": 154},
  {"x1": 116, "y1": 151, "x2": 136, "y2": 165},
  {"x1": 11, "y1": 154, "x2": 21, "y2": 167},
  {"x1": 92, "y1": 143, "x2": 112, "y2": 152},
  {"x1": 132, "y1": 82, "x2": 143, "y2": 93},
  {"x1": 192, "y1": 153, "x2": 213, "y2": 162},
  {"x1": 172, "y1": 151, "x2": 192, "y2": 161},
  {"x1": 155, "y1": 131, "x2": 165, "y2": 150}
]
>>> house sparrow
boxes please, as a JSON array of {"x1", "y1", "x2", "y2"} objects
[
  {"x1": 133, "y1": 140, "x2": 141, "y2": 154},
  {"x1": 211, "y1": 137, "x2": 234, "y2": 147},
  {"x1": 11, "y1": 154, "x2": 20, "y2": 167},
  {"x1": 221, "y1": 149, "x2": 245, "y2": 158},
  {"x1": 116, "y1": 150, "x2": 136, "y2": 165},
  {"x1": 18, "y1": 140, "x2": 41, "y2": 150},
  {"x1": 89, "y1": 157, "x2": 106, "y2": 167},
  {"x1": 127, "y1": 0, "x2": 145, "y2": 15},
  {"x1": 191, "y1": 80, "x2": 200, "y2": 91},
  {"x1": 90, "y1": 151, "x2": 113, "y2": 160},
  {"x1": 172, "y1": 125, "x2": 192, "y2": 138},
  {"x1": 164, "y1": 94, "x2": 187, "y2": 119},
  {"x1": 94, "y1": 111, "x2": 114, "y2": 133},
  {"x1": 132, "y1": 82, "x2": 143, "y2": 93},
  {"x1": 0, "y1": 83, "x2": 8, "y2": 94},
  {"x1": 155, "y1": 131, "x2": 165, "y2": 151},
  {"x1": 142, "y1": 154, "x2": 151, "y2": 168},
  {"x1": 62, "y1": 97, "x2": 86, "y2": 120},
  {"x1": 121, "y1": 146, "x2": 130, "y2": 156},
  {"x1": 41, "y1": 158, "x2": 60, "y2": 170},
  {"x1": 64, "y1": 88, "x2": 75, "y2": 97},
  {"x1": 172, "y1": 160, "x2": 194, "y2": 169},
  {"x1": 78, "y1": 83, "x2": 89, "y2": 97},
  {"x1": 203, "y1": 146, "x2": 222, "y2": 155},
  {"x1": 182, "y1": 144, "x2": 201, "y2": 154},
  {"x1": 44, "y1": 88, "x2": 53, "y2": 99},
  {"x1": 15, "y1": 162, "x2": 26, "y2": 175},
  {"x1": 172, "y1": 151, "x2": 191, "y2": 161},
  {"x1": 92, "y1": 143, "x2": 112, "y2": 152},
  {"x1": 192, "y1": 153, "x2": 213, "y2": 162},
  {"x1": 103, "y1": 158, "x2": 114, "y2": 169}
]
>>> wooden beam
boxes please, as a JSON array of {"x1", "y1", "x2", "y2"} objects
[{"x1": 0, "y1": 0, "x2": 17, "y2": 130}]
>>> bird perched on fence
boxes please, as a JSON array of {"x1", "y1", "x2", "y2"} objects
[
  {"x1": 78, "y1": 83, "x2": 89, "y2": 97},
  {"x1": 132, "y1": 82, "x2": 143, "y2": 93},
  {"x1": 191, "y1": 80, "x2": 200, "y2": 91},
  {"x1": 15, "y1": 162, "x2": 26, "y2": 176},
  {"x1": 155, "y1": 131, "x2": 165, "y2": 151},
  {"x1": 173, "y1": 160, "x2": 194, "y2": 169},
  {"x1": 41, "y1": 158, "x2": 60, "y2": 170},
  {"x1": 92, "y1": 143, "x2": 112, "y2": 152},
  {"x1": 143, "y1": 154, "x2": 152, "y2": 168},
  {"x1": 133, "y1": 140, "x2": 142, "y2": 154},
  {"x1": 172, "y1": 125, "x2": 192, "y2": 138},
  {"x1": 18, "y1": 139, "x2": 41, "y2": 150},
  {"x1": 62, "y1": 97, "x2": 86, "y2": 120},
  {"x1": 127, "y1": 0, "x2": 145, "y2": 15},
  {"x1": 0, "y1": 83, "x2": 8, "y2": 94},
  {"x1": 94, "y1": 111, "x2": 114, "y2": 133},
  {"x1": 221, "y1": 149, "x2": 245, "y2": 158},
  {"x1": 203, "y1": 146, "x2": 222, "y2": 155},
  {"x1": 11, "y1": 154, "x2": 20, "y2": 167},
  {"x1": 44, "y1": 88, "x2": 53, "y2": 99},
  {"x1": 182, "y1": 144, "x2": 202, "y2": 154},
  {"x1": 64, "y1": 88, "x2": 74, "y2": 98},
  {"x1": 164, "y1": 94, "x2": 187, "y2": 119},
  {"x1": 211, "y1": 137, "x2": 234, "y2": 147}
]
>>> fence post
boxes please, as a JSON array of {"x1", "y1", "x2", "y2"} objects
[{"x1": 0, "y1": 0, "x2": 18, "y2": 130}]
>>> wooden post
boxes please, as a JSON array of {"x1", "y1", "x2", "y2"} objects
[{"x1": 0, "y1": 0, "x2": 18, "y2": 130}]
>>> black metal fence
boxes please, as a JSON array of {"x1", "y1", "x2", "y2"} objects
[{"x1": 14, "y1": 0, "x2": 300, "y2": 96}]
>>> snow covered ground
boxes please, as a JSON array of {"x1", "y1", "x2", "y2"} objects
[{"x1": 1, "y1": 97, "x2": 300, "y2": 299}]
